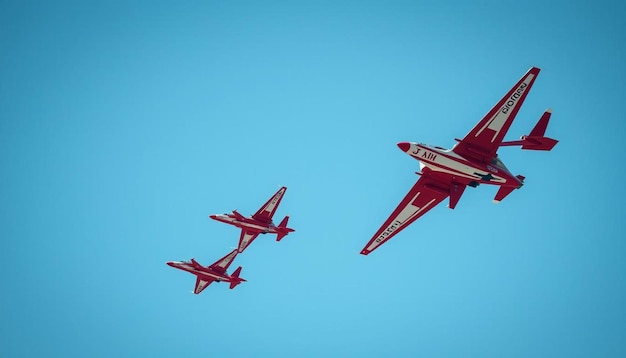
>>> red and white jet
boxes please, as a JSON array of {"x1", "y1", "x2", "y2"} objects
[
  {"x1": 361, "y1": 67, "x2": 558, "y2": 255},
  {"x1": 167, "y1": 249, "x2": 246, "y2": 293},
  {"x1": 209, "y1": 186, "x2": 295, "y2": 253}
]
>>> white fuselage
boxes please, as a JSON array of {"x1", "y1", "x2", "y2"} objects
[
  {"x1": 407, "y1": 143, "x2": 510, "y2": 185},
  {"x1": 211, "y1": 214, "x2": 276, "y2": 233},
  {"x1": 170, "y1": 262, "x2": 227, "y2": 281}
]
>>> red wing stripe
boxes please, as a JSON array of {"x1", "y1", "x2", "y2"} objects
[
  {"x1": 238, "y1": 230, "x2": 260, "y2": 253},
  {"x1": 361, "y1": 177, "x2": 448, "y2": 255},
  {"x1": 252, "y1": 187, "x2": 287, "y2": 223},
  {"x1": 210, "y1": 249, "x2": 239, "y2": 271},
  {"x1": 454, "y1": 67, "x2": 540, "y2": 159},
  {"x1": 194, "y1": 277, "x2": 213, "y2": 294}
]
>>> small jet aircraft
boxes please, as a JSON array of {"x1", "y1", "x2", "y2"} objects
[
  {"x1": 209, "y1": 186, "x2": 295, "y2": 253},
  {"x1": 361, "y1": 67, "x2": 558, "y2": 255},
  {"x1": 167, "y1": 249, "x2": 246, "y2": 293}
]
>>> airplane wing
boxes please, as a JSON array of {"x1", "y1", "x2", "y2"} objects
[
  {"x1": 208, "y1": 249, "x2": 239, "y2": 273},
  {"x1": 361, "y1": 173, "x2": 450, "y2": 255},
  {"x1": 237, "y1": 230, "x2": 260, "y2": 253},
  {"x1": 194, "y1": 276, "x2": 215, "y2": 294},
  {"x1": 252, "y1": 186, "x2": 287, "y2": 223},
  {"x1": 453, "y1": 67, "x2": 540, "y2": 161}
]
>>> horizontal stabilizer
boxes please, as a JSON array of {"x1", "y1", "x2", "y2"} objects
[
  {"x1": 276, "y1": 215, "x2": 295, "y2": 242},
  {"x1": 499, "y1": 109, "x2": 558, "y2": 151},
  {"x1": 522, "y1": 109, "x2": 558, "y2": 150},
  {"x1": 521, "y1": 135, "x2": 558, "y2": 151}
]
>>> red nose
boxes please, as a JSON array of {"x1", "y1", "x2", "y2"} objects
[{"x1": 397, "y1": 142, "x2": 411, "y2": 152}]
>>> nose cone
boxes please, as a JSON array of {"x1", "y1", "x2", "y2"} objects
[
  {"x1": 209, "y1": 214, "x2": 217, "y2": 220},
  {"x1": 166, "y1": 261, "x2": 176, "y2": 267},
  {"x1": 397, "y1": 142, "x2": 411, "y2": 152}
]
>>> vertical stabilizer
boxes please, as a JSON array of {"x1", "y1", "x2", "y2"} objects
[
  {"x1": 529, "y1": 109, "x2": 551, "y2": 137},
  {"x1": 276, "y1": 216, "x2": 294, "y2": 242},
  {"x1": 229, "y1": 266, "x2": 246, "y2": 289}
]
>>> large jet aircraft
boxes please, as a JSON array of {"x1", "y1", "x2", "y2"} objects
[
  {"x1": 167, "y1": 249, "x2": 246, "y2": 293},
  {"x1": 361, "y1": 67, "x2": 558, "y2": 255},
  {"x1": 209, "y1": 186, "x2": 295, "y2": 253}
]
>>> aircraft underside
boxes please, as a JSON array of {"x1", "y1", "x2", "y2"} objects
[
  {"x1": 217, "y1": 217, "x2": 276, "y2": 233},
  {"x1": 411, "y1": 143, "x2": 521, "y2": 188}
]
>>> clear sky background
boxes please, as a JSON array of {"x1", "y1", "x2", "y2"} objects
[{"x1": 1, "y1": 1, "x2": 625, "y2": 357}]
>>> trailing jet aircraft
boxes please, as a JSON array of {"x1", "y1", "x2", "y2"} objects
[
  {"x1": 167, "y1": 249, "x2": 246, "y2": 293},
  {"x1": 209, "y1": 186, "x2": 295, "y2": 253},
  {"x1": 361, "y1": 67, "x2": 558, "y2": 255}
]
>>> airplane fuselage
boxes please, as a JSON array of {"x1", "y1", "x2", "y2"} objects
[
  {"x1": 167, "y1": 261, "x2": 231, "y2": 282},
  {"x1": 401, "y1": 142, "x2": 523, "y2": 188},
  {"x1": 210, "y1": 214, "x2": 278, "y2": 234}
]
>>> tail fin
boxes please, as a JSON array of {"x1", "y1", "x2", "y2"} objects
[
  {"x1": 276, "y1": 216, "x2": 295, "y2": 242},
  {"x1": 278, "y1": 215, "x2": 290, "y2": 228},
  {"x1": 229, "y1": 266, "x2": 246, "y2": 289},
  {"x1": 499, "y1": 109, "x2": 558, "y2": 151},
  {"x1": 521, "y1": 109, "x2": 558, "y2": 151},
  {"x1": 529, "y1": 109, "x2": 551, "y2": 137}
]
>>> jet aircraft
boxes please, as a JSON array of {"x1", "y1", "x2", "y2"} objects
[
  {"x1": 167, "y1": 249, "x2": 246, "y2": 293},
  {"x1": 209, "y1": 186, "x2": 295, "y2": 253},
  {"x1": 361, "y1": 67, "x2": 558, "y2": 255}
]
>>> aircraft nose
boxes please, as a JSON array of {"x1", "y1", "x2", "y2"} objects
[
  {"x1": 397, "y1": 142, "x2": 411, "y2": 152},
  {"x1": 209, "y1": 214, "x2": 217, "y2": 220},
  {"x1": 166, "y1": 261, "x2": 175, "y2": 267}
]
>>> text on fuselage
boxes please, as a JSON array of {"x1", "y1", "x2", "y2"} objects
[
  {"x1": 411, "y1": 148, "x2": 438, "y2": 162},
  {"x1": 487, "y1": 165, "x2": 499, "y2": 173}
]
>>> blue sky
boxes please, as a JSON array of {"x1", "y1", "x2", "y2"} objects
[{"x1": 1, "y1": 1, "x2": 625, "y2": 357}]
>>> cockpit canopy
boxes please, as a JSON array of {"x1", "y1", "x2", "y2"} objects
[
  {"x1": 422, "y1": 143, "x2": 449, "y2": 151},
  {"x1": 491, "y1": 156, "x2": 509, "y2": 170}
]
